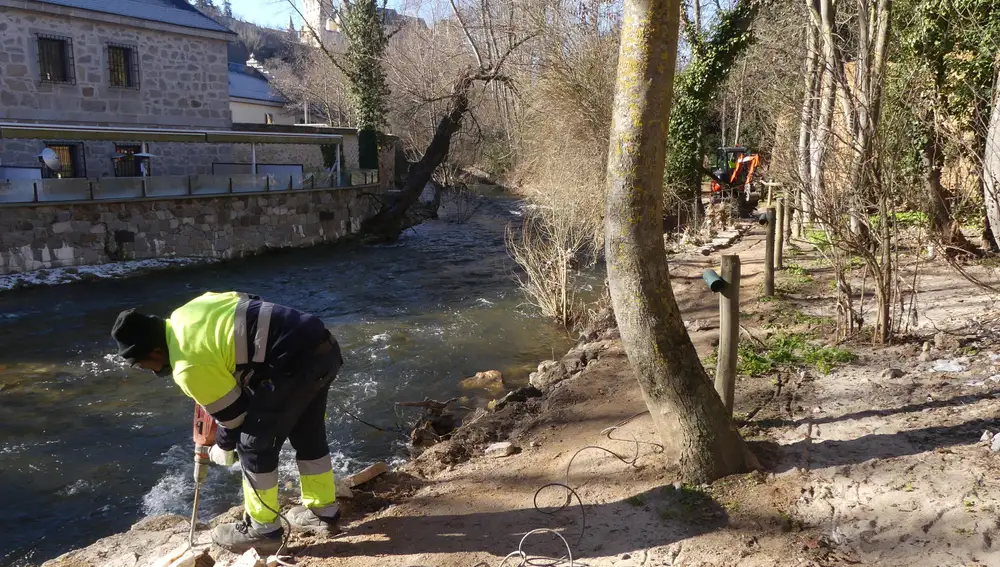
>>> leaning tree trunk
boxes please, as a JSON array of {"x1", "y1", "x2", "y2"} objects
[
  {"x1": 983, "y1": 75, "x2": 1000, "y2": 248},
  {"x1": 361, "y1": 69, "x2": 477, "y2": 241},
  {"x1": 605, "y1": 0, "x2": 759, "y2": 482}
]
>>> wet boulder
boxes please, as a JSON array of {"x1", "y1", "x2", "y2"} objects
[
  {"x1": 460, "y1": 370, "x2": 506, "y2": 392},
  {"x1": 529, "y1": 360, "x2": 569, "y2": 391}
]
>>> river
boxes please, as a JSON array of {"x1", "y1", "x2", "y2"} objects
[{"x1": 0, "y1": 194, "x2": 579, "y2": 566}]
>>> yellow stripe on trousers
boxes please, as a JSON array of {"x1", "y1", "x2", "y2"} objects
[
  {"x1": 242, "y1": 470, "x2": 279, "y2": 524},
  {"x1": 297, "y1": 457, "x2": 337, "y2": 510}
]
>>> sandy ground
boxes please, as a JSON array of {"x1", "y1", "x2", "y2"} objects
[{"x1": 43, "y1": 223, "x2": 1000, "y2": 567}]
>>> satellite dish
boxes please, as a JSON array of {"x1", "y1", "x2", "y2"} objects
[{"x1": 38, "y1": 148, "x2": 61, "y2": 171}]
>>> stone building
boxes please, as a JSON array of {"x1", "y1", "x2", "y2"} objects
[
  {"x1": 0, "y1": 0, "x2": 237, "y2": 176},
  {"x1": 300, "y1": 0, "x2": 425, "y2": 48},
  {"x1": 228, "y1": 60, "x2": 298, "y2": 126},
  {"x1": 0, "y1": 0, "x2": 357, "y2": 180}
]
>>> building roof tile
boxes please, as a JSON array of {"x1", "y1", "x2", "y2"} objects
[
  {"x1": 31, "y1": 0, "x2": 233, "y2": 34},
  {"x1": 228, "y1": 63, "x2": 288, "y2": 104}
]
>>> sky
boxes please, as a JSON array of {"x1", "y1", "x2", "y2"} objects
[
  {"x1": 227, "y1": 0, "x2": 423, "y2": 28},
  {"x1": 228, "y1": 0, "x2": 305, "y2": 27}
]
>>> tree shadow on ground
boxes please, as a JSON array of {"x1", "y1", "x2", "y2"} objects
[
  {"x1": 297, "y1": 486, "x2": 728, "y2": 560},
  {"x1": 753, "y1": 391, "x2": 996, "y2": 430},
  {"x1": 750, "y1": 416, "x2": 1000, "y2": 473}
]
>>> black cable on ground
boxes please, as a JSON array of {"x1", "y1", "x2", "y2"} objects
[
  {"x1": 251, "y1": 484, "x2": 295, "y2": 565},
  {"x1": 476, "y1": 410, "x2": 658, "y2": 567}
]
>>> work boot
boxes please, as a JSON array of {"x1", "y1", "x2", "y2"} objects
[
  {"x1": 211, "y1": 514, "x2": 284, "y2": 554},
  {"x1": 286, "y1": 504, "x2": 341, "y2": 535}
]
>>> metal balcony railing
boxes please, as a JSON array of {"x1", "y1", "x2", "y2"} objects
[{"x1": 0, "y1": 169, "x2": 381, "y2": 204}]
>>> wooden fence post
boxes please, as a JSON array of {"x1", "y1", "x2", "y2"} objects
[
  {"x1": 764, "y1": 207, "x2": 776, "y2": 296},
  {"x1": 775, "y1": 198, "x2": 785, "y2": 270},
  {"x1": 715, "y1": 255, "x2": 740, "y2": 414}
]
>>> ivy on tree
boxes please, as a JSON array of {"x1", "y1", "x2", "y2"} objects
[
  {"x1": 339, "y1": 0, "x2": 391, "y2": 169},
  {"x1": 664, "y1": 0, "x2": 758, "y2": 205},
  {"x1": 895, "y1": 0, "x2": 1000, "y2": 247}
]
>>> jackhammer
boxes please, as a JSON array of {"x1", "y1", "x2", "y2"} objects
[{"x1": 189, "y1": 404, "x2": 218, "y2": 546}]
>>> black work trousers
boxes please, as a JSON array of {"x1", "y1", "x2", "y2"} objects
[{"x1": 223, "y1": 336, "x2": 342, "y2": 525}]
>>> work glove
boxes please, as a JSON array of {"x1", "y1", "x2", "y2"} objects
[{"x1": 209, "y1": 444, "x2": 237, "y2": 467}]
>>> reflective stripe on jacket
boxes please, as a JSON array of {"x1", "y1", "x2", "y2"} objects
[
  {"x1": 167, "y1": 292, "x2": 247, "y2": 429},
  {"x1": 166, "y1": 291, "x2": 327, "y2": 430},
  {"x1": 167, "y1": 292, "x2": 325, "y2": 429}
]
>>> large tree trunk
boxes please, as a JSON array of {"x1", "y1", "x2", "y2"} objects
[
  {"x1": 809, "y1": 65, "x2": 834, "y2": 218},
  {"x1": 921, "y1": 117, "x2": 978, "y2": 254},
  {"x1": 796, "y1": 19, "x2": 818, "y2": 234},
  {"x1": 983, "y1": 74, "x2": 1000, "y2": 248},
  {"x1": 605, "y1": 0, "x2": 759, "y2": 481},
  {"x1": 361, "y1": 69, "x2": 477, "y2": 241},
  {"x1": 844, "y1": 0, "x2": 891, "y2": 240}
]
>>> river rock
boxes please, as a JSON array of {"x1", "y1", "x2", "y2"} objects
[
  {"x1": 529, "y1": 360, "x2": 569, "y2": 391},
  {"x1": 104, "y1": 553, "x2": 139, "y2": 567},
  {"x1": 334, "y1": 479, "x2": 354, "y2": 499},
  {"x1": 460, "y1": 370, "x2": 506, "y2": 391},
  {"x1": 561, "y1": 348, "x2": 588, "y2": 373},
  {"x1": 991, "y1": 435, "x2": 1000, "y2": 453},
  {"x1": 229, "y1": 549, "x2": 263, "y2": 567},
  {"x1": 485, "y1": 441, "x2": 517, "y2": 458},
  {"x1": 918, "y1": 342, "x2": 933, "y2": 362},
  {"x1": 881, "y1": 368, "x2": 905, "y2": 379},
  {"x1": 934, "y1": 332, "x2": 960, "y2": 351}
]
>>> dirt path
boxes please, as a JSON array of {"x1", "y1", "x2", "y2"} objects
[
  {"x1": 44, "y1": 224, "x2": 1000, "y2": 567},
  {"x1": 281, "y1": 226, "x2": 796, "y2": 567}
]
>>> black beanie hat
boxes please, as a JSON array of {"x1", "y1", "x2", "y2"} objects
[{"x1": 111, "y1": 309, "x2": 167, "y2": 364}]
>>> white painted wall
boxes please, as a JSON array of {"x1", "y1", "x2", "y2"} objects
[{"x1": 230, "y1": 101, "x2": 297, "y2": 125}]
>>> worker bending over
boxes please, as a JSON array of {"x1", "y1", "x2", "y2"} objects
[{"x1": 111, "y1": 291, "x2": 343, "y2": 552}]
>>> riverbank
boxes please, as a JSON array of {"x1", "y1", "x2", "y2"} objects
[
  {"x1": 0, "y1": 257, "x2": 218, "y2": 291},
  {"x1": 38, "y1": 222, "x2": 1000, "y2": 567},
  {"x1": 0, "y1": 194, "x2": 584, "y2": 567}
]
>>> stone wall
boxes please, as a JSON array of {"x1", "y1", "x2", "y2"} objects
[
  {"x1": 0, "y1": 4, "x2": 231, "y2": 128},
  {"x1": 0, "y1": 187, "x2": 378, "y2": 274}
]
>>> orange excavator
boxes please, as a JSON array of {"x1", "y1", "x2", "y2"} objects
[{"x1": 708, "y1": 146, "x2": 760, "y2": 216}]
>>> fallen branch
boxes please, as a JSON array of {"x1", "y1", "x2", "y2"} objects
[
  {"x1": 739, "y1": 324, "x2": 767, "y2": 348},
  {"x1": 395, "y1": 397, "x2": 459, "y2": 411}
]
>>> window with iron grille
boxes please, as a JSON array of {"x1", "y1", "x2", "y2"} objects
[
  {"x1": 45, "y1": 144, "x2": 84, "y2": 178},
  {"x1": 37, "y1": 34, "x2": 75, "y2": 84},
  {"x1": 114, "y1": 144, "x2": 143, "y2": 177},
  {"x1": 107, "y1": 43, "x2": 139, "y2": 89}
]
